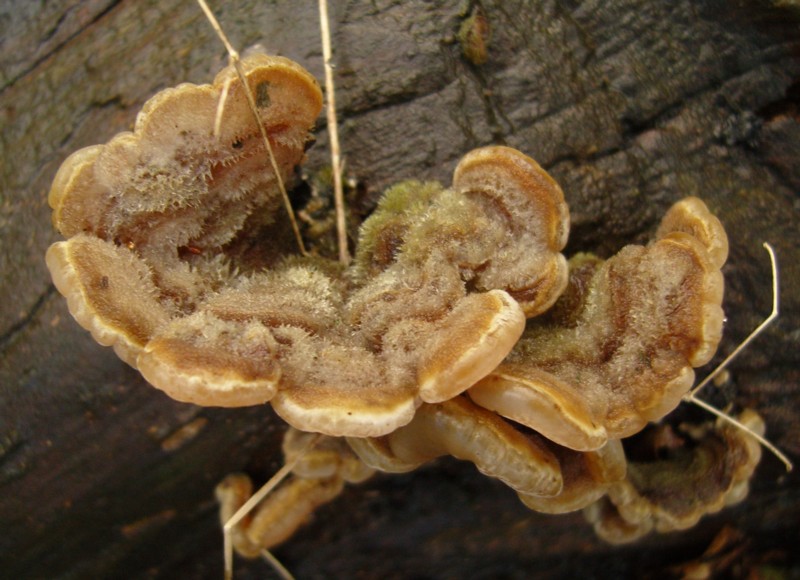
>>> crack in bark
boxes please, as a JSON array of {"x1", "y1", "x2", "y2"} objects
[
  {"x1": 0, "y1": 0, "x2": 124, "y2": 95},
  {"x1": 0, "y1": 284, "x2": 56, "y2": 353}
]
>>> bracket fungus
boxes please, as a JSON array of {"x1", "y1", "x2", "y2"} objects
[
  {"x1": 46, "y1": 53, "x2": 571, "y2": 438},
  {"x1": 516, "y1": 436, "x2": 627, "y2": 515},
  {"x1": 468, "y1": 197, "x2": 729, "y2": 451},
  {"x1": 45, "y1": 45, "x2": 769, "y2": 573},
  {"x1": 204, "y1": 192, "x2": 748, "y2": 556},
  {"x1": 47, "y1": 53, "x2": 323, "y2": 371},
  {"x1": 217, "y1": 429, "x2": 373, "y2": 555},
  {"x1": 215, "y1": 401, "x2": 764, "y2": 555},
  {"x1": 347, "y1": 396, "x2": 563, "y2": 498},
  {"x1": 585, "y1": 411, "x2": 764, "y2": 544}
]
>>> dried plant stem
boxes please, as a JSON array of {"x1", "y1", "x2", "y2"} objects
[
  {"x1": 214, "y1": 76, "x2": 233, "y2": 139},
  {"x1": 683, "y1": 243, "x2": 792, "y2": 471},
  {"x1": 319, "y1": 0, "x2": 351, "y2": 265},
  {"x1": 222, "y1": 433, "x2": 322, "y2": 580},
  {"x1": 197, "y1": 0, "x2": 308, "y2": 257},
  {"x1": 687, "y1": 396, "x2": 792, "y2": 471},
  {"x1": 260, "y1": 549, "x2": 295, "y2": 580}
]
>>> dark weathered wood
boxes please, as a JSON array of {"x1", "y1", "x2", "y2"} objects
[{"x1": 1, "y1": 0, "x2": 798, "y2": 577}]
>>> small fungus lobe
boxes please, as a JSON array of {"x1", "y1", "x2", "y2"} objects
[
  {"x1": 459, "y1": 5, "x2": 491, "y2": 65},
  {"x1": 584, "y1": 411, "x2": 764, "y2": 543}
]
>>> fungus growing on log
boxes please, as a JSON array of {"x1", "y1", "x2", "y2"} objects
[
  {"x1": 215, "y1": 428, "x2": 375, "y2": 556},
  {"x1": 517, "y1": 437, "x2": 627, "y2": 514},
  {"x1": 584, "y1": 410, "x2": 765, "y2": 543},
  {"x1": 45, "y1": 53, "x2": 571, "y2": 438},
  {"x1": 347, "y1": 396, "x2": 563, "y2": 497},
  {"x1": 468, "y1": 197, "x2": 728, "y2": 451}
]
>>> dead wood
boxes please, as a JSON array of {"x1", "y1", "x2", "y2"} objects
[{"x1": 1, "y1": 1, "x2": 799, "y2": 577}]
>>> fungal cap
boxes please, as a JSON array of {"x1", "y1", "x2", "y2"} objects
[
  {"x1": 654, "y1": 197, "x2": 728, "y2": 367},
  {"x1": 417, "y1": 289, "x2": 526, "y2": 403},
  {"x1": 519, "y1": 438, "x2": 626, "y2": 514},
  {"x1": 656, "y1": 196, "x2": 729, "y2": 270},
  {"x1": 452, "y1": 145, "x2": 570, "y2": 316},
  {"x1": 453, "y1": 145, "x2": 570, "y2": 251},
  {"x1": 45, "y1": 236, "x2": 171, "y2": 366},
  {"x1": 244, "y1": 475, "x2": 345, "y2": 550},
  {"x1": 213, "y1": 53, "x2": 323, "y2": 121},
  {"x1": 270, "y1": 386, "x2": 418, "y2": 439},
  {"x1": 216, "y1": 472, "x2": 345, "y2": 554},
  {"x1": 48, "y1": 53, "x2": 322, "y2": 241},
  {"x1": 48, "y1": 145, "x2": 105, "y2": 236},
  {"x1": 138, "y1": 312, "x2": 281, "y2": 407},
  {"x1": 345, "y1": 436, "x2": 423, "y2": 474},
  {"x1": 46, "y1": 53, "x2": 323, "y2": 408},
  {"x1": 469, "y1": 364, "x2": 608, "y2": 451},
  {"x1": 586, "y1": 411, "x2": 764, "y2": 544},
  {"x1": 469, "y1": 197, "x2": 729, "y2": 446},
  {"x1": 655, "y1": 231, "x2": 726, "y2": 368},
  {"x1": 350, "y1": 397, "x2": 563, "y2": 497}
]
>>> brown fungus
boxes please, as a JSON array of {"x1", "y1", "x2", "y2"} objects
[
  {"x1": 282, "y1": 427, "x2": 375, "y2": 484},
  {"x1": 517, "y1": 437, "x2": 627, "y2": 514},
  {"x1": 217, "y1": 472, "x2": 345, "y2": 557},
  {"x1": 468, "y1": 197, "x2": 728, "y2": 451},
  {"x1": 46, "y1": 234, "x2": 172, "y2": 366},
  {"x1": 46, "y1": 48, "x2": 570, "y2": 439},
  {"x1": 347, "y1": 396, "x2": 563, "y2": 498},
  {"x1": 217, "y1": 429, "x2": 374, "y2": 555},
  {"x1": 458, "y1": 5, "x2": 491, "y2": 66},
  {"x1": 584, "y1": 410, "x2": 764, "y2": 544},
  {"x1": 216, "y1": 430, "x2": 381, "y2": 556},
  {"x1": 47, "y1": 53, "x2": 323, "y2": 406}
]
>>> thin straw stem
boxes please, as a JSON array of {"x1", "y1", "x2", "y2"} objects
[
  {"x1": 222, "y1": 433, "x2": 322, "y2": 579},
  {"x1": 197, "y1": 0, "x2": 308, "y2": 257},
  {"x1": 319, "y1": 0, "x2": 350, "y2": 265},
  {"x1": 683, "y1": 243, "x2": 792, "y2": 472}
]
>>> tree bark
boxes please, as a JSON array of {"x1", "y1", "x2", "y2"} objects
[{"x1": 1, "y1": 1, "x2": 798, "y2": 578}]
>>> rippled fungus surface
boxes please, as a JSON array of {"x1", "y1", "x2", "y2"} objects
[
  {"x1": 46, "y1": 52, "x2": 760, "y2": 551},
  {"x1": 469, "y1": 198, "x2": 729, "y2": 451},
  {"x1": 47, "y1": 53, "x2": 570, "y2": 438},
  {"x1": 585, "y1": 411, "x2": 764, "y2": 544}
]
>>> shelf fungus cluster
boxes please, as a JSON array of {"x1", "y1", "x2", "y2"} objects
[{"x1": 46, "y1": 53, "x2": 762, "y2": 555}]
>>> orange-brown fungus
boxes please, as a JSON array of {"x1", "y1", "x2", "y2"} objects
[
  {"x1": 48, "y1": 53, "x2": 323, "y2": 407},
  {"x1": 283, "y1": 427, "x2": 375, "y2": 484},
  {"x1": 217, "y1": 472, "x2": 345, "y2": 556},
  {"x1": 469, "y1": 197, "x2": 728, "y2": 451},
  {"x1": 217, "y1": 428, "x2": 374, "y2": 554},
  {"x1": 46, "y1": 52, "x2": 571, "y2": 437},
  {"x1": 347, "y1": 396, "x2": 563, "y2": 497},
  {"x1": 45, "y1": 44, "x2": 760, "y2": 562},
  {"x1": 584, "y1": 410, "x2": 764, "y2": 543},
  {"x1": 518, "y1": 437, "x2": 627, "y2": 514}
]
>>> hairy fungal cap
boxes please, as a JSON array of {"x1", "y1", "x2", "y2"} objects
[
  {"x1": 47, "y1": 53, "x2": 323, "y2": 410},
  {"x1": 42, "y1": 23, "x2": 765, "y2": 561},
  {"x1": 585, "y1": 410, "x2": 764, "y2": 543},
  {"x1": 469, "y1": 197, "x2": 729, "y2": 451},
  {"x1": 45, "y1": 51, "x2": 576, "y2": 437}
]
